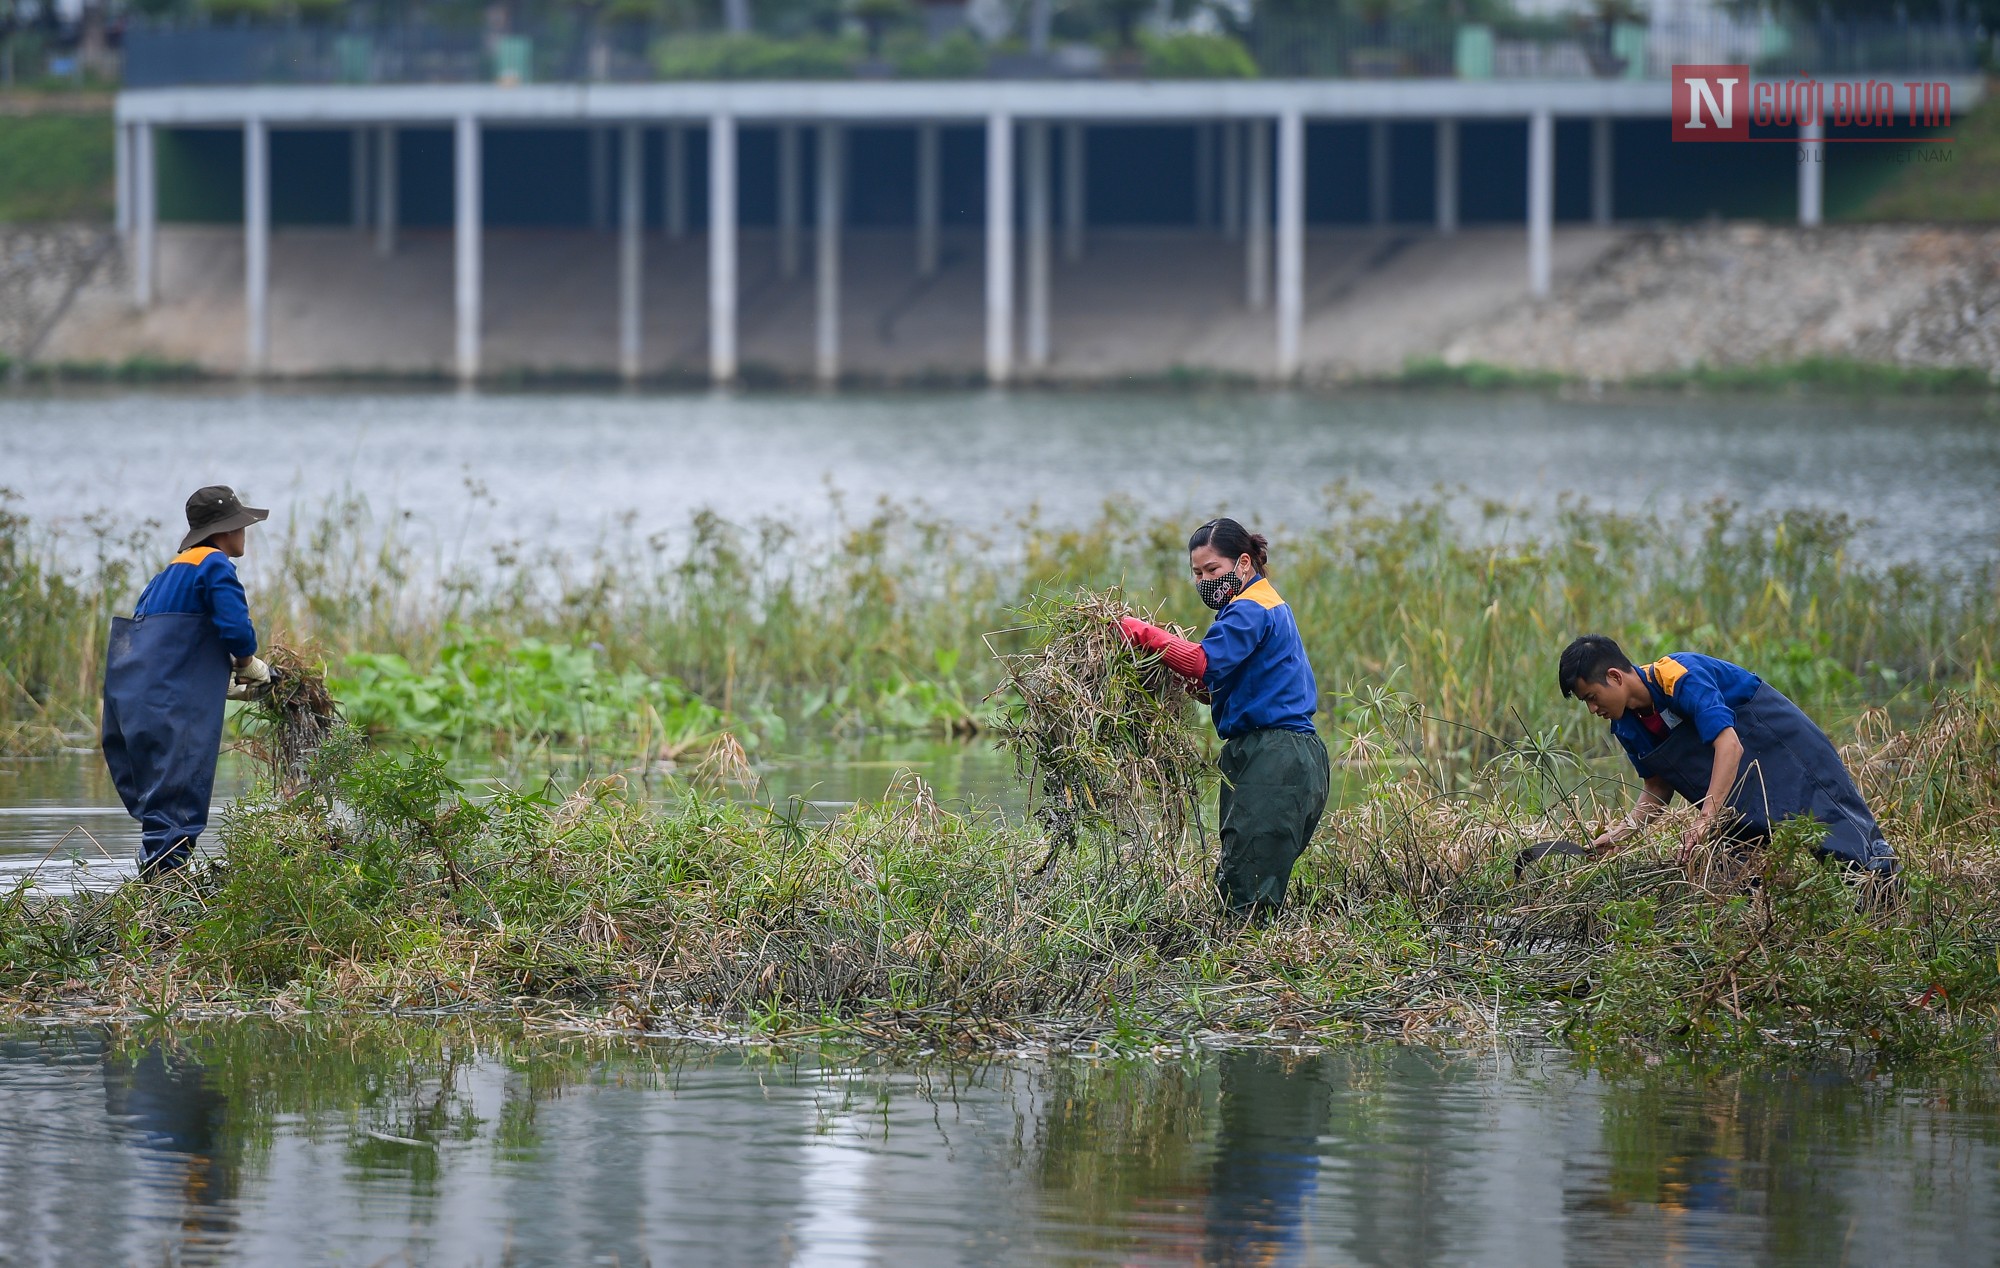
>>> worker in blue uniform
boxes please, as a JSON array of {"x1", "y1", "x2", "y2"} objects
[
  {"x1": 1558, "y1": 634, "x2": 1895, "y2": 874},
  {"x1": 102, "y1": 487, "x2": 272, "y2": 876},
  {"x1": 1118, "y1": 518, "x2": 1330, "y2": 915}
]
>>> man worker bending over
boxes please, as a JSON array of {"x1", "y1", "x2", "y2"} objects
[
  {"x1": 102, "y1": 487, "x2": 272, "y2": 876},
  {"x1": 1558, "y1": 634, "x2": 1895, "y2": 875}
]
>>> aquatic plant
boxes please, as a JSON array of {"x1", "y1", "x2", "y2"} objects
[
  {"x1": 234, "y1": 641, "x2": 341, "y2": 794},
  {"x1": 331, "y1": 636, "x2": 731, "y2": 756},
  {"x1": 992, "y1": 589, "x2": 1208, "y2": 862}
]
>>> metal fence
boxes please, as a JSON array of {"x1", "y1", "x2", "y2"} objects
[{"x1": 120, "y1": 15, "x2": 1987, "y2": 89}]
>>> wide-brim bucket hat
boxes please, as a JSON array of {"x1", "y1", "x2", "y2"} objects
[{"x1": 179, "y1": 485, "x2": 270, "y2": 553}]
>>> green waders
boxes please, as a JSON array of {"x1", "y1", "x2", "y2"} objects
[{"x1": 1216, "y1": 728, "x2": 1331, "y2": 914}]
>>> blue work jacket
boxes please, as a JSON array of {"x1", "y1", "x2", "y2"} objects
[
  {"x1": 1200, "y1": 576, "x2": 1319, "y2": 740},
  {"x1": 133, "y1": 546, "x2": 259, "y2": 660},
  {"x1": 1608, "y1": 652, "x2": 1762, "y2": 769}
]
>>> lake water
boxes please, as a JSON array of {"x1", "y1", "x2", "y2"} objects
[
  {"x1": 4, "y1": 388, "x2": 1998, "y2": 569},
  {"x1": 0, "y1": 739, "x2": 1021, "y2": 893},
  {"x1": 6, "y1": 388, "x2": 2000, "y2": 1263},
  {"x1": 4, "y1": 1023, "x2": 1998, "y2": 1267}
]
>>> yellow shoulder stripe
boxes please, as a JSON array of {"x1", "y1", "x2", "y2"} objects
[
  {"x1": 170, "y1": 546, "x2": 220, "y2": 567},
  {"x1": 1233, "y1": 578, "x2": 1285, "y2": 610},
  {"x1": 1644, "y1": 656, "x2": 1688, "y2": 697}
]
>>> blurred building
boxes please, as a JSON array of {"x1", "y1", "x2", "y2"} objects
[{"x1": 103, "y1": 6, "x2": 1984, "y2": 382}]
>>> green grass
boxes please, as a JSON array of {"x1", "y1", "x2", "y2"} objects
[
  {"x1": 1398, "y1": 357, "x2": 1996, "y2": 395},
  {"x1": 1629, "y1": 358, "x2": 1995, "y2": 395},
  {"x1": 1394, "y1": 358, "x2": 1569, "y2": 391},
  {"x1": 8, "y1": 356, "x2": 208, "y2": 385},
  {"x1": 1852, "y1": 80, "x2": 2000, "y2": 223},
  {"x1": 0, "y1": 112, "x2": 114, "y2": 222}
]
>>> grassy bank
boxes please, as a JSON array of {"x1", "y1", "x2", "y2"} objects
[
  {"x1": 5, "y1": 492, "x2": 1998, "y2": 757},
  {"x1": 0, "y1": 111, "x2": 113, "y2": 222},
  {"x1": 1395, "y1": 357, "x2": 1998, "y2": 395},
  {"x1": 4, "y1": 687, "x2": 1996, "y2": 1059},
  {"x1": 1856, "y1": 80, "x2": 2000, "y2": 223}
]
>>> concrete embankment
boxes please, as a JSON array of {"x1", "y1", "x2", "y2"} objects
[
  {"x1": 1444, "y1": 224, "x2": 2000, "y2": 382},
  {"x1": 11, "y1": 222, "x2": 1998, "y2": 384}
]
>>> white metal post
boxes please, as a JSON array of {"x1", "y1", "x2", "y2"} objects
[
  {"x1": 1025, "y1": 120, "x2": 1050, "y2": 370},
  {"x1": 619, "y1": 122, "x2": 644, "y2": 380},
  {"x1": 1527, "y1": 108, "x2": 1553, "y2": 298},
  {"x1": 1435, "y1": 118, "x2": 1458, "y2": 235},
  {"x1": 133, "y1": 122, "x2": 156, "y2": 308},
  {"x1": 815, "y1": 123, "x2": 842, "y2": 385},
  {"x1": 665, "y1": 124, "x2": 686, "y2": 239},
  {"x1": 1369, "y1": 119, "x2": 1390, "y2": 225},
  {"x1": 1590, "y1": 116, "x2": 1613, "y2": 227},
  {"x1": 985, "y1": 112, "x2": 1014, "y2": 385},
  {"x1": 455, "y1": 113, "x2": 481, "y2": 382},
  {"x1": 1276, "y1": 109, "x2": 1304, "y2": 380},
  {"x1": 779, "y1": 123, "x2": 801, "y2": 279},
  {"x1": 375, "y1": 125, "x2": 398, "y2": 257},
  {"x1": 1246, "y1": 119, "x2": 1269, "y2": 311},
  {"x1": 1221, "y1": 120, "x2": 1241, "y2": 239},
  {"x1": 115, "y1": 120, "x2": 130, "y2": 235},
  {"x1": 709, "y1": 112, "x2": 737, "y2": 384},
  {"x1": 1062, "y1": 121, "x2": 1083, "y2": 263},
  {"x1": 350, "y1": 127, "x2": 367, "y2": 230},
  {"x1": 244, "y1": 117, "x2": 269, "y2": 374},
  {"x1": 589, "y1": 125, "x2": 609, "y2": 231},
  {"x1": 1799, "y1": 119, "x2": 1824, "y2": 227},
  {"x1": 916, "y1": 121, "x2": 939, "y2": 277}
]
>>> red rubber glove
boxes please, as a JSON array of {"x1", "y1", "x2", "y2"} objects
[{"x1": 1117, "y1": 616, "x2": 1207, "y2": 681}]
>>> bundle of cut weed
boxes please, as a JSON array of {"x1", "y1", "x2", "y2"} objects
[
  {"x1": 990, "y1": 590, "x2": 1209, "y2": 862},
  {"x1": 235, "y1": 642, "x2": 342, "y2": 795}
]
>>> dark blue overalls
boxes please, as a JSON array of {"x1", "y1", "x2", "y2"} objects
[
  {"x1": 1624, "y1": 661, "x2": 1896, "y2": 875},
  {"x1": 101, "y1": 612, "x2": 231, "y2": 873}
]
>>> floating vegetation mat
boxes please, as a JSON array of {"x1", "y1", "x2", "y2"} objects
[
  {"x1": 4, "y1": 671, "x2": 1999, "y2": 1061},
  {"x1": 989, "y1": 590, "x2": 1209, "y2": 862}
]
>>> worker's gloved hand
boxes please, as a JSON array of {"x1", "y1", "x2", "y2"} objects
[
  {"x1": 1117, "y1": 616, "x2": 1171, "y2": 652},
  {"x1": 1115, "y1": 616, "x2": 1207, "y2": 681},
  {"x1": 234, "y1": 656, "x2": 272, "y2": 686},
  {"x1": 225, "y1": 680, "x2": 261, "y2": 702}
]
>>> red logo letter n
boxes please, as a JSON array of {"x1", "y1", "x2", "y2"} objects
[{"x1": 1673, "y1": 65, "x2": 1750, "y2": 141}]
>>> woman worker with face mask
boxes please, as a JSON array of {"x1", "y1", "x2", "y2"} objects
[{"x1": 1116, "y1": 517, "x2": 1330, "y2": 917}]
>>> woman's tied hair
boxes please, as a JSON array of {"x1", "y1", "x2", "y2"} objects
[{"x1": 1188, "y1": 517, "x2": 1270, "y2": 573}]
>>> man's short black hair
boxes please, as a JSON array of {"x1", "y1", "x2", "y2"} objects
[{"x1": 1559, "y1": 634, "x2": 1635, "y2": 698}]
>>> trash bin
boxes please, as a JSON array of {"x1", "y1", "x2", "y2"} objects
[
  {"x1": 334, "y1": 34, "x2": 372, "y2": 83},
  {"x1": 1454, "y1": 25, "x2": 1493, "y2": 80},
  {"x1": 494, "y1": 35, "x2": 532, "y2": 86}
]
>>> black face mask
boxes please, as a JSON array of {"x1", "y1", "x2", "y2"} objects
[{"x1": 1196, "y1": 571, "x2": 1245, "y2": 611}]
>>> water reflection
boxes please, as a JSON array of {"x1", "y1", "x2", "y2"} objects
[
  {"x1": 1204, "y1": 1052, "x2": 1328, "y2": 1265},
  {"x1": 3, "y1": 1025, "x2": 2000, "y2": 1266},
  {"x1": 102, "y1": 1043, "x2": 237, "y2": 1258}
]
